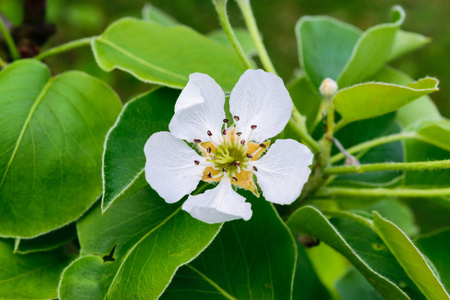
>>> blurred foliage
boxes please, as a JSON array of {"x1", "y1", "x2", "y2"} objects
[{"x1": 1, "y1": 0, "x2": 448, "y2": 117}]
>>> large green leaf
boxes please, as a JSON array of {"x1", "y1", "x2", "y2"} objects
[
  {"x1": 338, "y1": 6, "x2": 405, "y2": 88},
  {"x1": 92, "y1": 18, "x2": 246, "y2": 91},
  {"x1": 0, "y1": 60, "x2": 121, "y2": 238},
  {"x1": 336, "y1": 268, "x2": 384, "y2": 300},
  {"x1": 415, "y1": 229, "x2": 450, "y2": 291},
  {"x1": 161, "y1": 192, "x2": 297, "y2": 300},
  {"x1": 333, "y1": 78, "x2": 439, "y2": 125},
  {"x1": 370, "y1": 67, "x2": 442, "y2": 126},
  {"x1": 288, "y1": 206, "x2": 424, "y2": 299},
  {"x1": 102, "y1": 88, "x2": 178, "y2": 211},
  {"x1": 373, "y1": 213, "x2": 450, "y2": 300},
  {"x1": 296, "y1": 16, "x2": 361, "y2": 90},
  {"x1": 407, "y1": 198, "x2": 450, "y2": 235},
  {"x1": 0, "y1": 240, "x2": 73, "y2": 299},
  {"x1": 59, "y1": 177, "x2": 221, "y2": 299},
  {"x1": 141, "y1": 3, "x2": 179, "y2": 26}
]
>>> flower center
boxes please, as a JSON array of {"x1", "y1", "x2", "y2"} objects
[{"x1": 193, "y1": 117, "x2": 270, "y2": 196}]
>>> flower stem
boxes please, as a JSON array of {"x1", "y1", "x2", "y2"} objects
[
  {"x1": 235, "y1": 0, "x2": 277, "y2": 74},
  {"x1": 315, "y1": 187, "x2": 450, "y2": 198},
  {"x1": 330, "y1": 131, "x2": 419, "y2": 164},
  {"x1": 325, "y1": 159, "x2": 450, "y2": 175},
  {"x1": 0, "y1": 18, "x2": 20, "y2": 60},
  {"x1": 288, "y1": 109, "x2": 322, "y2": 153},
  {"x1": 212, "y1": 0, "x2": 255, "y2": 69},
  {"x1": 34, "y1": 37, "x2": 93, "y2": 60}
]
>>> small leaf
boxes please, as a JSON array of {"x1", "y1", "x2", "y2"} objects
[
  {"x1": 59, "y1": 178, "x2": 221, "y2": 299},
  {"x1": 208, "y1": 28, "x2": 257, "y2": 57},
  {"x1": 296, "y1": 16, "x2": 361, "y2": 90},
  {"x1": 388, "y1": 30, "x2": 430, "y2": 61},
  {"x1": 370, "y1": 67, "x2": 442, "y2": 126},
  {"x1": 141, "y1": 3, "x2": 179, "y2": 26},
  {"x1": 92, "y1": 18, "x2": 246, "y2": 91},
  {"x1": 338, "y1": 6, "x2": 405, "y2": 88},
  {"x1": 0, "y1": 240, "x2": 73, "y2": 299},
  {"x1": 102, "y1": 88, "x2": 178, "y2": 212},
  {"x1": 373, "y1": 212, "x2": 450, "y2": 300},
  {"x1": 415, "y1": 229, "x2": 450, "y2": 291},
  {"x1": 415, "y1": 120, "x2": 450, "y2": 151},
  {"x1": 14, "y1": 223, "x2": 77, "y2": 254},
  {"x1": 333, "y1": 78, "x2": 439, "y2": 125},
  {"x1": 287, "y1": 75, "x2": 322, "y2": 132},
  {"x1": 288, "y1": 206, "x2": 424, "y2": 299},
  {"x1": 0, "y1": 60, "x2": 122, "y2": 238},
  {"x1": 162, "y1": 192, "x2": 297, "y2": 300}
]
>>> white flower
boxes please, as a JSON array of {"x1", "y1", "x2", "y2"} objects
[{"x1": 144, "y1": 69, "x2": 314, "y2": 224}]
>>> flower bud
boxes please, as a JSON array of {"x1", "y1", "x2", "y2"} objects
[{"x1": 319, "y1": 78, "x2": 338, "y2": 99}]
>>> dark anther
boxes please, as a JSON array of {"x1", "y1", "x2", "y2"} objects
[
  {"x1": 207, "y1": 130, "x2": 212, "y2": 136},
  {"x1": 234, "y1": 161, "x2": 240, "y2": 167},
  {"x1": 223, "y1": 118, "x2": 229, "y2": 123},
  {"x1": 222, "y1": 168, "x2": 227, "y2": 173},
  {"x1": 232, "y1": 176, "x2": 238, "y2": 182},
  {"x1": 236, "y1": 132, "x2": 242, "y2": 136},
  {"x1": 234, "y1": 115, "x2": 240, "y2": 121},
  {"x1": 207, "y1": 147, "x2": 212, "y2": 153},
  {"x1": 259, "y1": 143, "x2": 267, "y2": 148},
  {"x1": 246, "y1": 153, "x2": 253, "y2": 158},
  {"x1": 207, "y1": 172, "x2": 212, "y2": 178},
  {"x1": 252, "y1": 166, "x2": 258, "y2": 172},
  {"x1": 222, "y1": 129, "x2": 227, "y2": 135},
  {"x1": 251, "y1": 125, "x2": 257, "y2": 130},
  {"x1": 194, "y1": 139, "x2": 201, "y2": 143},
  {"x1": 240, "y1": 139, "x2": 246, "y2": 145},
  {"x1": 194, "y1": 160, "x2": 200, "y2": 165}
]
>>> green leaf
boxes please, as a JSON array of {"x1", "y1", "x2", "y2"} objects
[
  {"x1": 141, "y1": 3, "x2": 179, "y2": 26},
  {"x1": 407, "y1": 198, "x2": 450, "y2": 235},
  {"x1": 415, "y1": 120, "x2": 450, "y2": 151},
  {"x1": 333, "y1": 78, "x2": 439, "y2": 125},
  {"x1": 296, "y1": 16, "x2": 361, "y2": 90},
  {"x1": 92, "y1": 18, "x2": 246, "y2": 92},
  {"x1": 0, "y1": 60, "x2": 122, "y2": 238},
  {"x1": 336, "y1": 268, "x2": 384, "y2": 300},
  {"x1": 293, "y1": 243, "x2": 332, "y2": 300},
  {"x1": 102, "y1": 88, "x2": 178, "y2": 211},
  {"x1": 332, "y1": 113, "x2": 404, "y2": 187},
  {"x1": 161, "y1": 192, "x2": 296, "y2": 300},
  {"x1": 338, "y1": 6, "x2": 405, "y2": 88},
  {"x1": 373, "y1": 212, "x2": 450, "y2": 300},
  {"x1": 14, "y1": 223, "x2": 77, "y2": 254},
  {"x1": 0, "y1": 240, "x2": 73, "y2": 299},
  {"x1": 287, "y1": 75, "x2": 322, "y2": 132},
  {"x1": 370, "y1": 67, "x2": 442, "y2": 126},
  {"x1": 208, "y1": 28, "x2": 257, "y2": 57},
  {"x1": 59, "y1": 177, "x2": 221, "y2": 299},
  {"x1": 288, "y1": 206, "x2": 424, "y2": 299},
  {"x1": 415, "y1": 229, "x2": 450, "y2": 290},
  {"x1": 306, "y1": 242, "x2": 348, "y2": 298},
  {"x1": 404, "y1": 140, "x2": 450, "y2": 187},
  {"x1": 388, "y1": 30, "x2": 430, "y2": 61}
]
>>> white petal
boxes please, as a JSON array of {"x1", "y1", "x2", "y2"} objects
[
  {"x1": 229, "y1": 69, "x2": 293, "y2": 142},
  {"x1": 144, "y1": 132, "x2": 204, "y2": 203},
  {"x1": 253, "y1": 139, "x2": 313, "y2": 205},
  {"x1": 169, "y1": 73, "x2": 226, "y2": 143},
  {"x1": 182, "y1": 177, "x2": 252, "y2": 224}
]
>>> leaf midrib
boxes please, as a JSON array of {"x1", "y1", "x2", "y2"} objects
[
  {"x1": 96, "y1": 37, "x2": 188, "y2": 81},
  {"x1": 0, "y1": 78, "x2": 54, "y2": 188},
  {"x1": 103, "y1": 206, "x2": 182, "y2": 299},
  {"x1": 186, "y1": 264, "x2": 237, "y2": 300}
]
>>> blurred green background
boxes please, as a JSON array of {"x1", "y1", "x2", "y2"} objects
[{"x1": 1, "y1": 0, "x2": 449, "y2": 117}]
